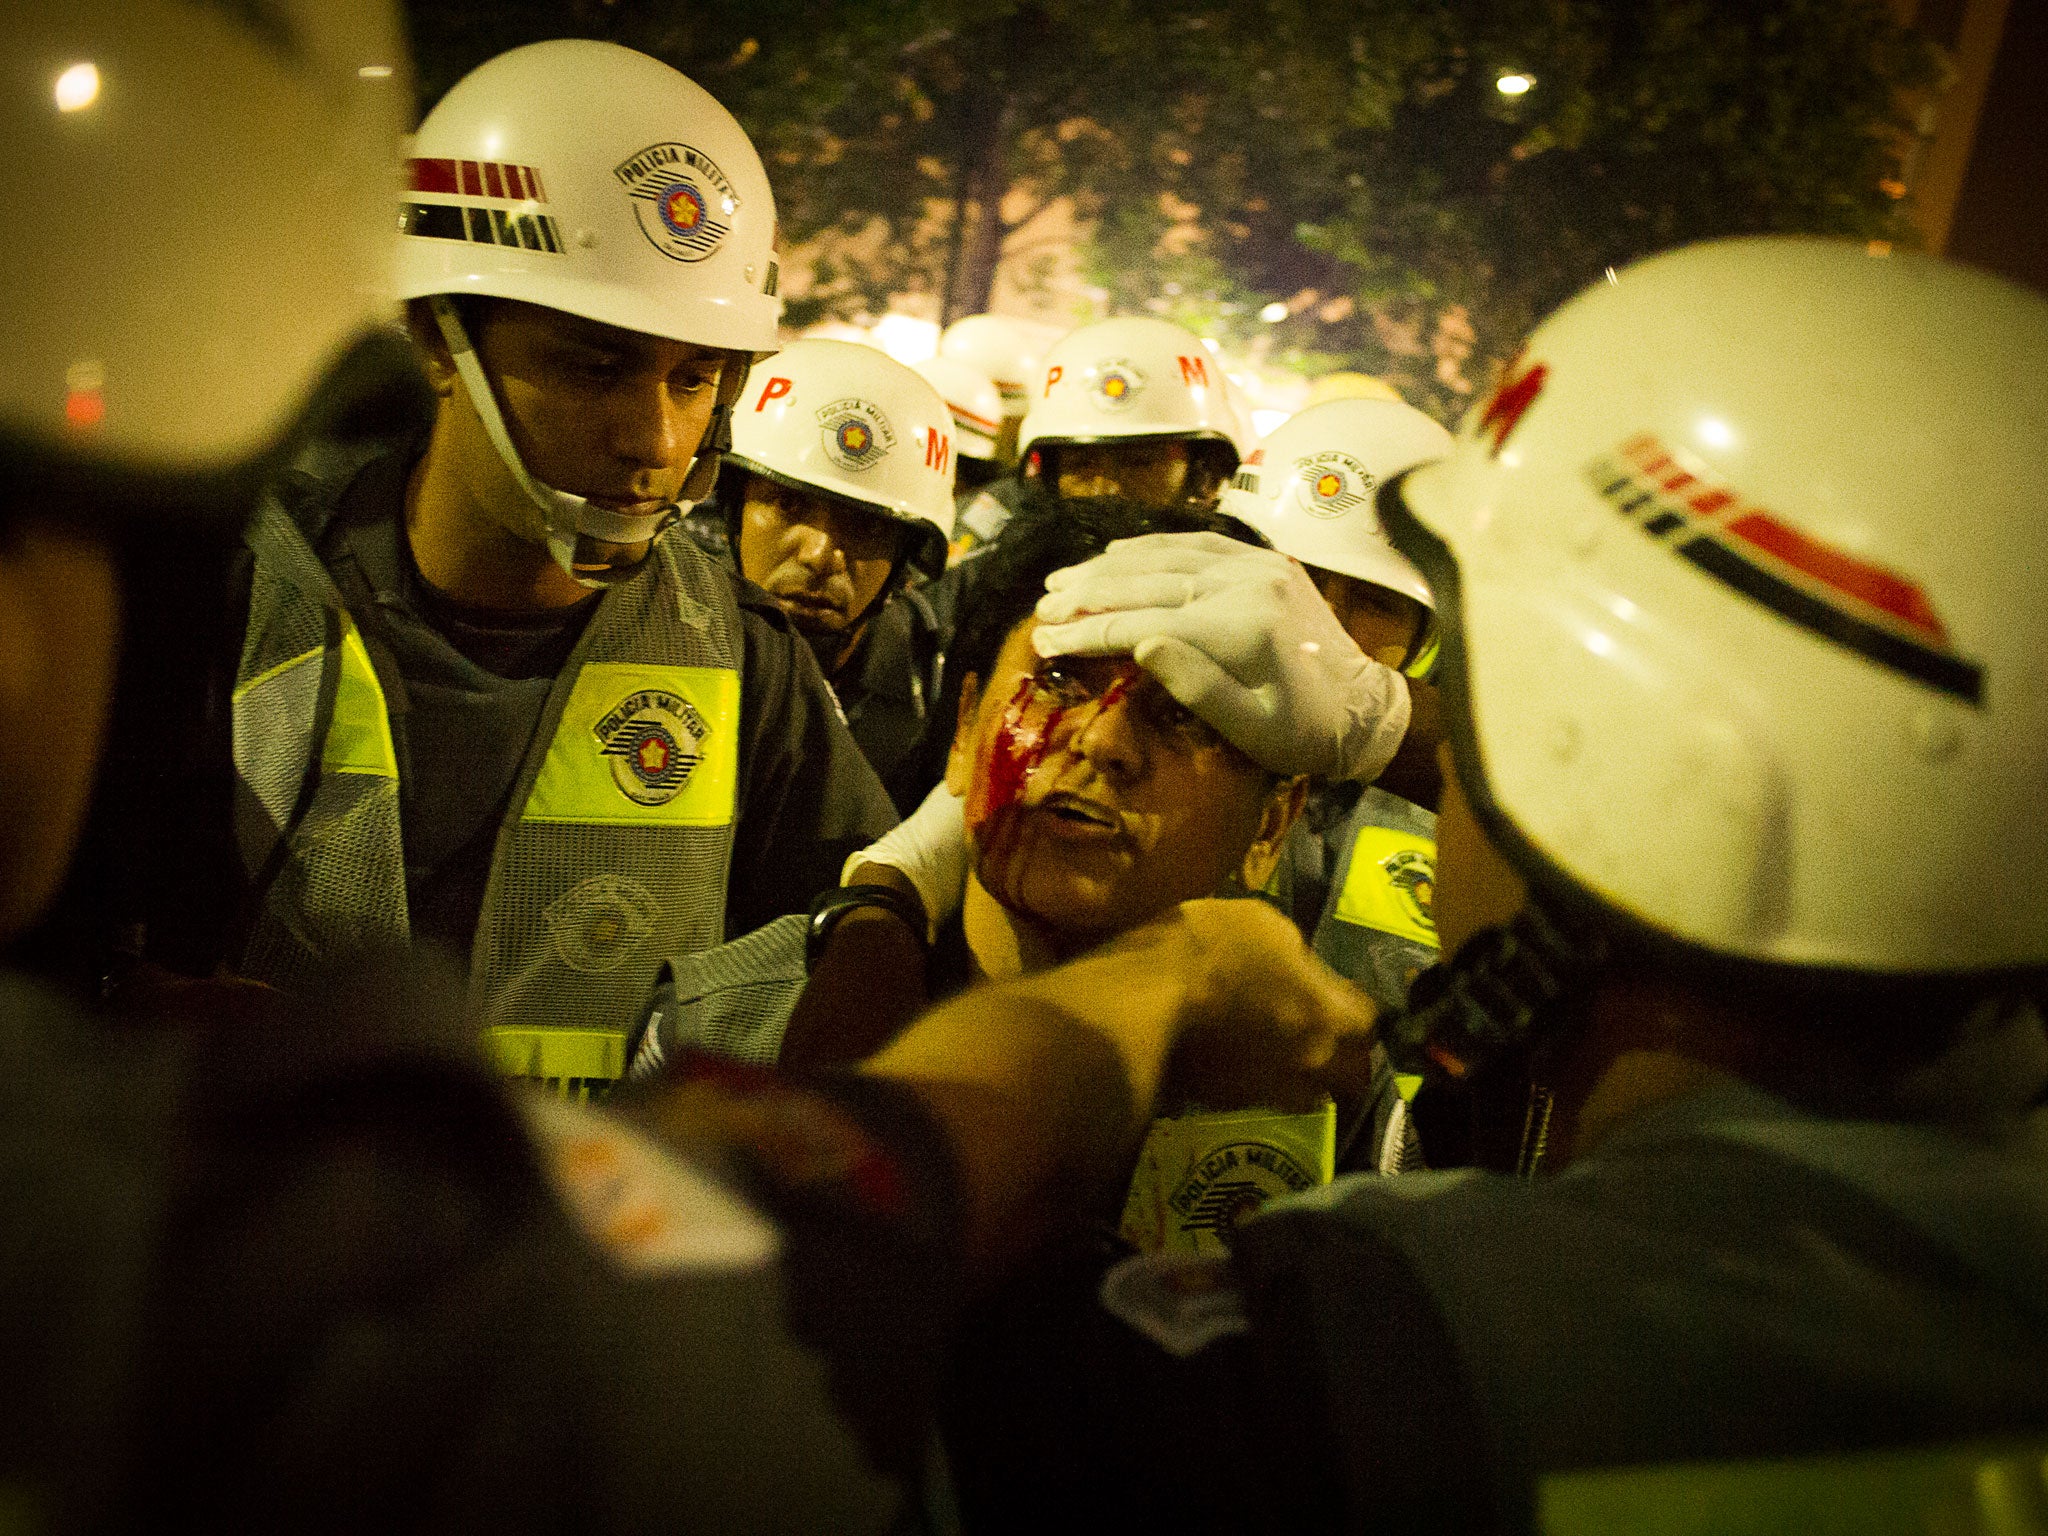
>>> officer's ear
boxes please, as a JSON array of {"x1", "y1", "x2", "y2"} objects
[
  {"x1": 404, "y1": 297, "x2": 461, "y2": 401},
  {"x1": 943, "y1": 672, "x2": 984, "y2": 797},
  {"x1": 1239, "y1": 774, "x2": 1311, "y2": 892}
]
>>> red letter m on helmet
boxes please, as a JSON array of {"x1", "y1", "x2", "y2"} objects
[
  {"x1": 1477, "y1": 354, "x2": 1547, "y2": 457},
  {"x1": 1178, "y1": 354, "x2": 1209, "y2": 387}
]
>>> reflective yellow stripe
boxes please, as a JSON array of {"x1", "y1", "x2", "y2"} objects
[
  {"x1": 1394, "y1": 1073, "x2": 1424, "y2": 1102},
  {"x1": 522, "y1": 662, "x2": 740, "y2": 827},
  {"x1": 233, "y1": 643, "x2": 322, "y2": 702},
  {"x1": 1334, "y1": 825, "x2": 1439, "y2": 947},
  {"x1": 1405, "y1": 631, "x2": 1440, "y2": 680},
  {"x1": 323, "y1": 620, "x2": 397, "y2": 778},
  {"x1": 486, "y1": 1026, "x2": 628, "y2": 1083},
  {"x1": 229, "y1": 620, "x2": 395, "y2": 779}
]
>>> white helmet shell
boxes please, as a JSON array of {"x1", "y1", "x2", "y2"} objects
[
  {"x1": 1222, "y1": 399, "x2": 1449, "y2": 610},
  {"x1": 1306, "y1": 372, "x2": 1407, "y2": 408},
  {"x1": 729, "y1": 339, "x2": 957, "y2": 543},
  {"x1": 397, "y1": 40, "x2": 780, "y2": 354},
  {"x1": 913, "y1": 356, "x2": 1003, "y2": 461},
  {"x1": 1019, "y1": 316, "x2": 1250, "y2": 459},
  {"x1": 4, "y1": 0, "x2": 409, "y2": 475},
  {"x1": 938, "y1": 314, "x2": 1043, "y2": 413},
  {"x1": 1389, "y1": 237, "x2": 2048, "y2": 976}
]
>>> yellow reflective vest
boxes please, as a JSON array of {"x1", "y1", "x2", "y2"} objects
[{"x1": 232, "y1": 501, "x2": 742, "y2": 1094}]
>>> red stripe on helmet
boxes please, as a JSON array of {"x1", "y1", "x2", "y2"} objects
[
  {"x1": 483, "y1": 162, "x2": 505, "y2": 199},
  {"x1": 408, "y1": 157, "x2": 459, "y2": 194},
  {"x1": 1724, "y1": 513, "x2": 1950, "y2": 645}
]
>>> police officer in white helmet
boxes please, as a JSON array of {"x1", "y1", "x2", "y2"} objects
[
  {"x1": 218, "y1": 40, "x2": 899, "y2": 1096},
  {"x1": 942, "y1": 237, "x2": 2048, "y2": 1530},
  {"x1": 685, "y1": 338, "x2": 958, "y2": 811},
  {"x1": 877, "y1": 314, "x2": 1267, "y2": 826},
  {"x1": 943, "y1": 314, "x2": 1249, "y2": 564},
  {"x1": 1218, "y1": 396, "x2": 1456, "y2": 1169},
  {"x1": 0, "y1": 4, "x2": 1379, "y2": 1527}
]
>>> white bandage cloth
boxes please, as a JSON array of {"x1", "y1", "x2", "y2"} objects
[{"x1": 841, "y1": 782, "x2": 970, "y2": 943}]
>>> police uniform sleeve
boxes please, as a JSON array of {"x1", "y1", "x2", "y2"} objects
[{"x1": 727, "y1": 589, "x2": 899, "y2": 938}]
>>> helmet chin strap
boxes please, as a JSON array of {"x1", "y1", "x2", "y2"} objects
[{"x1": 429, "y1": 296, "x2": 740, "y2": 590}]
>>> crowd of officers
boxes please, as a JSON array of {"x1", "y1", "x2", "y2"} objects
[{"x1": 4, "y1": 5, "x2": 2046, "y2": 1532}]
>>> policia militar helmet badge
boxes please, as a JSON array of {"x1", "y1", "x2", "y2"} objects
[
  {"x1": 1297, "y1": 450, "x2": 1376, "y2": 519},
  {"x1": 1092, "y1": 357, "x2": 1146, "y2": 412},
  {"x1": 596, "y1": 689, "x2": 709, "y2": 806},
  {"x1": 615, "y1": 141, "x2": 737, "y2": 263},
  {"x1": 817, "y1": 397, "x2": 896, "y2": 473}
]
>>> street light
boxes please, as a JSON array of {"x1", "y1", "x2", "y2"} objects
[
  {"x1": 1496, "y1": 72, "x2": 1534, "y2": 96},
  {"x1": 1259, "y1": 301, "x2": 1289, "y2": 323},
  {"x1": 54, "y1": 61, "x2": 99, "y2": 112}
]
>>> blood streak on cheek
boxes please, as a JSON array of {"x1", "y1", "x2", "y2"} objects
[{"x1": 966, "y1": 678, "x2": 1063, "y2": 840}]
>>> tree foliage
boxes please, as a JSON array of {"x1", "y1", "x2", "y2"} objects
[{"x1": 404, "y1": 0, "x2": 1936, "y2": 417}]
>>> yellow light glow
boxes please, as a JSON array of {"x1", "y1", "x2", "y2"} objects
[
  {"x1": 358, "y1": 64, "x2": 394, "y2": 79},
  {"x1": 1259, "y1": 301, "x2": 1289, "y2": 323},
  {"x1": 54, "y1": 61, "x2": 99, "y2": 112},
  {"x1": 1496, "y1": 72, "x2": 1534, "y2": 96}
]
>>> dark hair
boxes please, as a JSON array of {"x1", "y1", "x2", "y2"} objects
[{"x1": 946, "y1": 488, "x2": 1263, "y2": 693}]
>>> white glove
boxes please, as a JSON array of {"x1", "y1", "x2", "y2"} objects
[
  {"x1": 840, "y1": 782, "x2": 969, "y2": 943},
  {"x1": 1032, "y1": 531, "x2": 1411, "y2": 782}
]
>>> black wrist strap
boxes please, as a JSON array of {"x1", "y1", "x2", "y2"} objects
[{"x1": 806, "y1": 884, "x2": 928, "y2": 972}]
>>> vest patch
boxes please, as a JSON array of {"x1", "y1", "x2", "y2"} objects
[
  {"x1": 1335, "y1": 825, "x2": 1438, "y2": 946},
  {"x1": 596, "y1": 688, "x2": 708, "y2": 807},
  {"x1": 1120, "y1": 1102, "x2": 1336, "y2": 1257},
  {"x1": 522, "y1": 662, "x2": 740, "y2": 828},
  {"x1": 545, "y1": 873, "x2": 661, "y2": 973}
]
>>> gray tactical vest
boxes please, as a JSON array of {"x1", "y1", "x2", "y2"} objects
[{"x1": 233, "y1": 501, "x2": 743, "y2": 1093}]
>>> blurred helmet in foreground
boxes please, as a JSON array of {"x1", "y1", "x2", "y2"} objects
[
  {"x1": 1385, "y1": 237, "x2": 2048, "y2": 978},
  {"x1": 4, "y1": 0, "x2": 411, "y2": 494}
]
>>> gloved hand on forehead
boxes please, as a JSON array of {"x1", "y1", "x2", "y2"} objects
[{"x1": 1033, "y1": 531, "x2": 1411, "y2": 782}]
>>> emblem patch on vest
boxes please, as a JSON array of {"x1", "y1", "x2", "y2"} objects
[
  {"x1": 1169, "y1": 1140, "x2": 1320, "y2": 1237},
  {"x1": 545, "y1": 873, "x2": 661, "y2": 974},
  {"x1": 614, "y1": 141, "x2": 737, "y2": 263},
  {"x1": 1381, "y1": 846, "x2": 1436, "y2": 932},
  {"x1": 595, "y1": 689, "x2": 709, "y2": 806}
]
